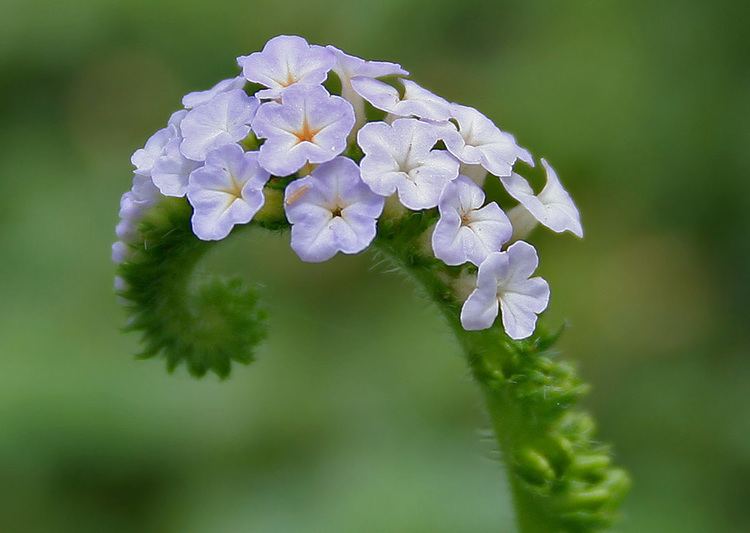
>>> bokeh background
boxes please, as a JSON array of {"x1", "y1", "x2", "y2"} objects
[{"x1": 1, "y1": 0, "x2": 748, "y2": 531}]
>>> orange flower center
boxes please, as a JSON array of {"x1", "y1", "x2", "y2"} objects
[{"x1": 294, "y1": 118, "x2": 321, "y2": 144}]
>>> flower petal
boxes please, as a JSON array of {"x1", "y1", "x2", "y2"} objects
[
  {"x1": 461, "y1": 285, "x2": 500, "y2": 331},
  {"x1": 182, "y1": 76, "x2": 247, "y2": 109},
  {"x1": 499, "y1": 159, "x2": 583, "y2": 237},
  {"x1": 239, "y1": 35, "x2": 334, "y2": 99},
  {"x1": 180, "y1": 90, "x2": 259, "y2": 161},
  {"x1": 499, "y1": 277, "x2": 550, "y2": 340}
]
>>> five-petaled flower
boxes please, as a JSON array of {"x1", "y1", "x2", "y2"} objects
[
  {"x1": 500, "y1": 158, "x2": 583, "y2": 238},
  {"x1": 187, "y1": 144, "x2": 270, "y2": 241},
  {"x1": 460, "y1": 241, "x2": 550, "y2": 339},
  {"x1": 432, "y1": 176, "x2": 513, "y2": 266},
  {"x1": 238, "y1": 35, "x2": 334, "y2": 99},
  {"x1": 284, "y1": 157, "x2": 384, "y2": 262},
  {"x1": 358, "y1": 118, "x2": 459, "y2": 209},
  {"x1": 180, "y1": 89, "x2": 259, "y2": 162},
  {"x1": 439, "y1": 104, "x2": 532, "y2": 178},
  {"x1": 252, "y1": 85, "x2": 355, "y2": 176}
]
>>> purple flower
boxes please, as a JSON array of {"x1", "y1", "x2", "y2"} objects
[
  {"x1": 238, "y1": 35, "x2": 334, "y2": 99},
  {"x1": 350, "y1": 77, "x2": 451, "y2": 121},
  {"x1": 438, "y1": 104, "x2": 532, "y2": 178},
  {"x1": 432, "y1": 176, "x2": 512, "y2": 266},
  {"x1": 284, "y1": 157, "x2": 384, "y2": 262},
  {"x1": 151, "y1": 138, "x2": 202, "y2": 197},
  {"x1": 187, "y1": 144, "x2": 270, "y2": 240},
  {"x1": 116, "y1": 174, "x2": 162, "y2": 242},
  {"x1": 182, "y1": 76, "x2": 247, "y2": 109},
  {"x1": 357, "y1": 118, "x2": 459, "y2": 209},
  {"x1": 252, "y1": 85, "x2": 355, "y2": 176},
  {"x1": 179, "y1": 89, "x2": 259, "y2": 162},
  {"x1": 500, "y1": 159, "x2": 582, "y2": 238},
  {"x1": 130, "y1": 110, "x2": 186, "y2": 177},
  {"x1": 460, "y1": 241, "x2": 550, "y2": 339},
  {"x1": 327, "y1": 45, "x2": 408, "y2": 83},
  {"x1": 327, "y1": 45, "x2": 408, "y2": 126}
]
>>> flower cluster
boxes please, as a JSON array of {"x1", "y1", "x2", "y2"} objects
[{"x1": 115, "y1": 35, "x2": 583, "y2": 340}]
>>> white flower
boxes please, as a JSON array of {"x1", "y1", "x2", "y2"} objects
[
  {"x1": 499, "y1": 158, "x2": 583, "y2": 237},
  {"x1": 327, "y1": 45, "x2": 408, "y2": 126},
  {"x1": 438, "y1": 103, "x2": 532, "y2": 177},
  {"x1": 284, "y1": 157, "x2": 384, "y2": 262},
  {"x1": 357, "y1": 118, "x2": 459, "y2": 210},
  {"x1": 432, "y1": 176, "x2": 512, "y2": 266},
  {"x1": 187, "y1": 144, "x2": 270, "y2": 241},
  {"x1": 179, "y1": 89, "x2": 259, "y2": 161},
  {"x1": 238, "y1": 35, "x2": 334, "y2": 99},
  {"x1": 350, "y1": 77, "x2": 451, "y2": 121},
  {"x1": 460, "y1": 241, "x2": 550, "y2": 339},
  {"x1": 182, "y1": 76, "x2": 247, "y2": 109},
  {"x1": 130, "y1": 110, "x2": 186, "y2": 176},
  {"x1": 252, "y1": 85, "x2": 355, "y2": 176},
  {"x1": 151, "y1": 138, "x2": 202, "y2": 197}
]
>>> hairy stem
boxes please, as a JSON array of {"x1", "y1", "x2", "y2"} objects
[{"x1": 374, "y1": 212, "x2": 630, "y2": 532}]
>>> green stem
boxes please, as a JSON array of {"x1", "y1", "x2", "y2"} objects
[{"x1": 373, "y1": 212, "x2": 630, "y2": 532}]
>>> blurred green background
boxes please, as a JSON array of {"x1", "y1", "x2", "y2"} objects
[{"x1": 1, "y1": 0, "x2": 748, "y2": 531}]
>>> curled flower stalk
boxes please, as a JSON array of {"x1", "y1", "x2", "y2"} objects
[{"x1": 114, "y1": 35, "x2": 629, "y2": 531}]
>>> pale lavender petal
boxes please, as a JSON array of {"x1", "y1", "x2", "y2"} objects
[
  {"x1": 187, "y1": 144, "x2": 270, "y2": 240},
  {"x1": 168, "y1": 109, "x2": 188, "y2": 132},
  {"x1": 537, "y1": 159, "x2": 583, "y2": 237},
  {"x1": 395, "y1": 150, "x2": 457, "y2": 209},
  {"x1": 351, "y1": 78, "x2": 451, "y2": 121},
  {"x1": 238, "y1": 35, "x2": 334, "y2": 99},
  {"x1": 131, "y1": 126, "x2": 175, "y2": 176},
  {"x1": 441, "y1": 104, "x2": 530, "y2": 177},
  {"x1": 503, "y1": 240, "x2": 540, "y2": 283},
  {"x1": 152, "y1": 139, "x2": 201, "y2": 197},
  {"x1": 131, "y1": 174, "x2": 161, "y2": 203},
  {"x1": 180, "y1": 90, "x2": 259, "y2": 161},
  {"x1": 289, "y1": 215, "x2": 340, "y2": 262},
  {"x1": 433, "y1": 176, "x2": 512, "y2": 266},
  {"x1": 465, "y1": 202, "x2": 512, "y2": 264},
  {"x1": 497, "y1": 241, "x2": 549, "y2": 339},
  {"x1": 284, "y1": 157, "x2": 383, "y2": 262},
  {"x1": 499, "y1": 159, "x2": 583, "y2": 238},
  {"x1": 358, "y1": 118, "x2": 459, "y2": 210},
  {"x1": 350, "y1": 77, "x2": 401, "y2": 113},
  {"x1": 182, "y1": 76, "x2": 247, "y2": 109},
  {"x1": 253, "y1": 85, "x2": 354, "y2": 176},
  {"x1": 327, "y1": 45, "x2": 408, "y2": 82},
  {"x1": 500, "y1": 276, "x2": 550, "y2": 340},
  {"x1": 461, "y1": 285, "x2": 500, "y2": 331},
  {"x1": 431, "y1": 207, "x2": 464, "y2": 265},
  {"x1": 395, "y1": 80, "x2": 451, "y2": 121}
]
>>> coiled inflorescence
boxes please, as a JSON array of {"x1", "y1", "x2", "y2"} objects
[{"x1": 113, "y1": 36, "x2": 628, "y2": 531}]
